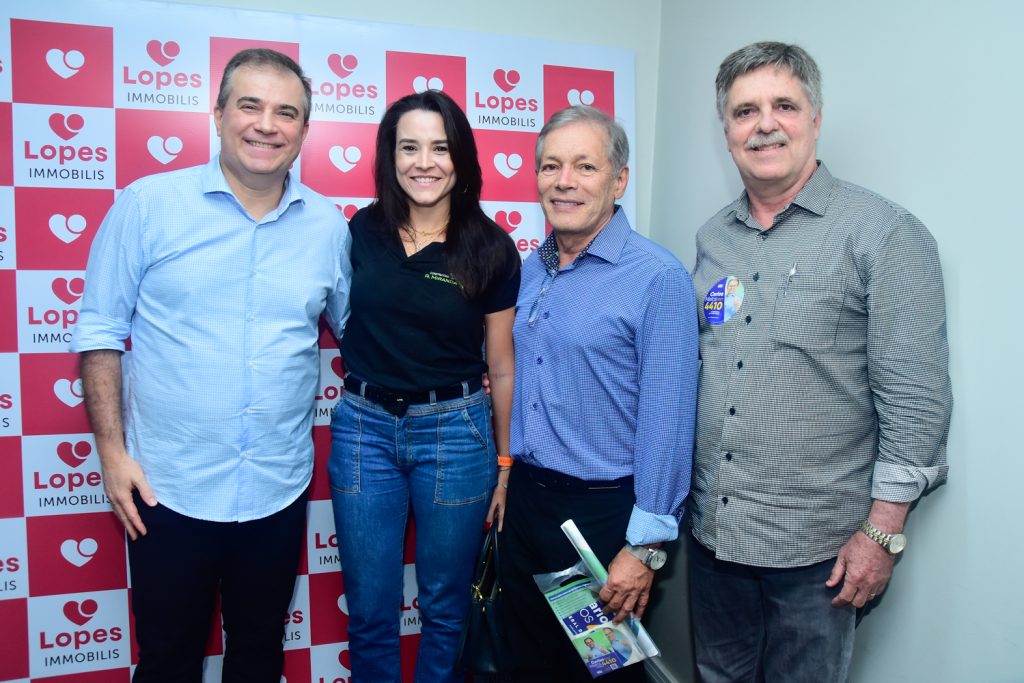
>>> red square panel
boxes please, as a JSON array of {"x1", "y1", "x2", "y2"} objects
[
  {"x1": 0, "y1": 271, "x2": 16, "y2": 352},
  {"x1": 543, "y1": 65, "x2": 615, "y2": 121},
  {"x1": 208, "y1": 37, "x2": 300, "y2": 112},
  {"x1": 385, "y1": 51, "x2": 466, "y2": 110},
  {"x1": 115, "y1": 110, "x2": 210, "y2": 189},
  {"x1": 301, "y1": 121, "x2": 376, "y2": 199},
  {"x1": 11, "y1": 20, "x2": 114, "y2": 107},
  {"x1": 0, "y1": 598, "x2": 29, "y2": 679},
  {"x1": 27, "y1": 512, "x2": 128, "y2": 596},
  {"x1": 0, "y1": 103, "x2": 12, "y2": 185},
  {"x1": 15, "y1": 188, "x2": 114, "y2": 270},
  {"x1": 0, "y1": 436, "x2": 23, "y2": 518},
  {"x1": 19, "y1": 353, "x2": 91, "y2": 436}
]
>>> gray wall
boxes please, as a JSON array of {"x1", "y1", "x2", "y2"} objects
[{"x1": 652, "y1": 1, "x2": 1023, "y2": 681}]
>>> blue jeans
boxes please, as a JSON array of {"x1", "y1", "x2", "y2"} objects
[
  {"x1": 688, "y1": 535, "x2": 855, "y2": 683},
  {"x1": 328, "y1": 387, "x2": 495, "y2": 683}
]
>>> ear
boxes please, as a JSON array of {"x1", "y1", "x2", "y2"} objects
[
  {"x1": 301, "y1": 122, "x2": 310, "y2": 144},
  {"x1": 613, "y1": 165, "x2": 629, "y2": 200},
  {"x1": 813, "y1": 109, "x2": 822, "y2": 140},
  {"x1": 213, "y1": 107, "x2": 223, "y2": 137}
]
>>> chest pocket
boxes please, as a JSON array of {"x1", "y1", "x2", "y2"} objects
[{"x1": 769, "y1": 274, "x2": 845, "y2": 350}]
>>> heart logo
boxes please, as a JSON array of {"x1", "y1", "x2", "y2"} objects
[
  {"x1": 147, "y1": 135, "x2": 183, "y2": 165},
  {"x1": 52, "y1": 277, "x2": 85, "y2": 305},
  {"x1": 493, "y1": 153, "x2": 523, "y2": 179},
  {"x1": 48, "y1": 213, "x2": 88, "y2": 244},
  {"x1": 63, "y1": 599, "x2": 98, "y2": 626},
  {"x1": 56, "y1": 440, "x2": 92, "y2": 468},
  {"x1": 145, "y1": 40, "x2": 180, "y2": 67},
  {"x1": 330, "y1": 356, "x2": 344, "y2": 379},
  {"x1": 412, "y1": 76, "x2": 444, "y2": 93},
  {"x1": 54, "y1": 378, "x2": 85, "y2": 407},
  {"x1": 329, "y1": 145, "x2": 362, "y2": 173},
  {"x1": 49, "y1": 113, "x2": 85, "y2": 141},
  {"x1": 566, "y1": 88, "x2": 595, "y2": 106},
  {"x1": 327, "y1": 53, "x2": 358, "y2": 79},
  {"x1": 336, "y1": 593, "x2": 349, "y2": 615},
  {"x1": 45, "y1": 48, "x2": 85, "y2": 79},
  {"x1": 60, "y1": 538, "x2": 99, "y2": 568},
  {"x1": 493, "y1": 69, "x2": 520, "y2": 93},
  {"x1": 339, "y1": 204, "x2": 359, "y2": 220},
  {"x1": 494, "y1": 210, "x2": 522, "y2": 233}
]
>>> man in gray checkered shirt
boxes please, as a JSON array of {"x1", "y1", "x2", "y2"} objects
[{"x1": 688, "y1": 42, "x2": 952, "y2": 682}]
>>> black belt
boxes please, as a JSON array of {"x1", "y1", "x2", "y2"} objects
[
  {"x1": 344, "y1": 376, "x2": 482, "y2": 417},
  {"x1": 518, "y1": 462, "x2": 633, "y2": 492}
]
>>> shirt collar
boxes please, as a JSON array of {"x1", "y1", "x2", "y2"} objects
[
  {"x1": 202, "y1": 154, "x2": 305, "y2": 217},
  {"x1": 732, "y1": 161, "x2": 834, "y2": 224},
  {"x1": 537, "y1": 205, "x2": 631, "y2": 271}
]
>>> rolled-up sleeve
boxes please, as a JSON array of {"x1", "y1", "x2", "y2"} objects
[
  {"x1": 866, "y1": 213, "x2": 952, "y2": 502},
  {"x1": 70, "y1": 189, "x2": 146, "y2": 353}
]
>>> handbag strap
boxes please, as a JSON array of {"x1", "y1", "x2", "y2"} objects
[{"x1": 471, "y1": 523, "x2": 500, "y2": 601}]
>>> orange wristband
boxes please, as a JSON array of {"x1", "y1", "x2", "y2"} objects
[{"x1": 497, "y1": 455, "x2": 514, "y2": 468}]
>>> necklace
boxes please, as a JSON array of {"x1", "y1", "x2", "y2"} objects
[{"x1": 401, "y1": 224, "x2": 446, "y2": 252}]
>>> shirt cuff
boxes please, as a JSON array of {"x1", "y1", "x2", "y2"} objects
[
  {"x1": 69, "y1": 314, "x2": 131, "y2": 353},
  {"x1": 871, "y1": 460, "x2": 949, "y2": 503},
  {"x1": 625, "y1": 505, "x2": 681, "y2": 545}
]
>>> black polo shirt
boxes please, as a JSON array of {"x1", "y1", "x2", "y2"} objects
[{"x1": 341, "y1": 207, "x2": 520, "y2": 392}]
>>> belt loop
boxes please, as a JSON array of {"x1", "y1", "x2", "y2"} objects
[
  {"x1": 359, "y1": 381, "x2": 367, "y2": 399},
  {"x1": 462, "y1": 380, "x2": 470, "y2": 399},
  {"x1": 428, "y1": 389, "x2": 437, "y2": 405}
]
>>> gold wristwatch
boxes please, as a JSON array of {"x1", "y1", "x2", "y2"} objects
[{"x1": 861, "y1": 520, "x2": 907, "y2": 555}]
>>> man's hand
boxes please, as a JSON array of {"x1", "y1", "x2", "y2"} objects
[
  {"x1": 826, "y1": 530, "x2": 895, "y2": 608},
  {"x1": 100, "y1": 448, "x2": 156, "y2": 541},
  {"x1": 599, "y1": 547, "x2": 655, "y2": 623}
]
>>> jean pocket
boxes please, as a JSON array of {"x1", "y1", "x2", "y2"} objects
[
  {"x1": 434, "y1": 401, "x2": 493, "y2": 505},
  {"x1": 328, "y1": 398, "x2": 361, "y2": 494}
]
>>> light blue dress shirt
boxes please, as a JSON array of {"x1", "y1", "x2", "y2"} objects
[
  {"x1": 71, "y1": 156, "x2": 352, "y2": 522},
  {"x1": 510, "y1": 207, "x2": 698, "y2": 545}
]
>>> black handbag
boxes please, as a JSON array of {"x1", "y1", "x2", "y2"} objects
[{"x1": 456, "y1": 523, "x2": 511, "y2": 674}]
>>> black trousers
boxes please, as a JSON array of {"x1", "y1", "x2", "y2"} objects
[
  {"x1": 497, "y1": 464, "x2": 647, "y2": 683},
  {"x1": 128, "y1": 490, "x2": 307, "y2": 683}
]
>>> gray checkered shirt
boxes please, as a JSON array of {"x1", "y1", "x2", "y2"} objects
[{"x1": 689, "y1": 163, "x2": 951, "y2": 567}]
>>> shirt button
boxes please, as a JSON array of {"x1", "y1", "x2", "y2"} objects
[
  {"x1": 536, "y1": 357, "x2": 543, "y2": 364},
  {"x1": 737, "y1": 361, "x2": 743, "y2": 369},
  {"x1": 729, "y1": 407, "x2": 736, "y2": 416},
  {"x1": 752, "y1": 272, "x2": 760, "y2": 282},
  {"x1": 532, "y1": 402, "x2": 538, "y2": 410},
  {"x1": 745, "y1": 315, "x2": 752, "y2": 324},
  {"x1": 721, "y1": 496, "x2": 729, "y2": 505},
  {"x1": 543, "y1": 312, "x2": 549, "y2": 319},
  {"x1": 725, "y1": 452, "x2": 732, "y2": 461}
]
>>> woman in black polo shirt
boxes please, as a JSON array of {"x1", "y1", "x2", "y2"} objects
[{"x1": 328, "y1": 90, "x2": 520, "y2": 683}]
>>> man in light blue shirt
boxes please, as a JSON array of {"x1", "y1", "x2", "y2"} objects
[
  {"x1": 499, "y1": 106, "x2": 698, "y2": 682},
  {"x1": 70, "y1": 49, "x2": 351, "y2": 682}
]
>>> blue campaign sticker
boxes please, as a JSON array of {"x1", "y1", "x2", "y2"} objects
[{"x1": 703, "y1": 276, "x2": 744, "y2": 325}]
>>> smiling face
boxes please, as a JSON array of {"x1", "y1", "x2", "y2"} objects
[
  {"x1": 723, "y1": 65, "x2": 821, "y2": 200},
  {"x1": 537, "y1": 120, "x2": 628, "y2": 242},
  {"x1": 214, "y1": 64, "x2": 308, "y2": 193},
  {"x1": 394, "y1": 109, "x2": 457, "y2": 211}
]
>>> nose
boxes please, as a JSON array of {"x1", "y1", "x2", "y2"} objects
[
  {"x1": 254, "y1": 108, "x2": 277, "y2": 133},
  {"x1": 415, "y1": 147, "x2": 434, "y2": 169},
  {"x1": 555, "y1": 164, "x2": 576, "y2": 189},
  {"x1": 755, "y1": 108, "x2": 778, "y2": 133}
]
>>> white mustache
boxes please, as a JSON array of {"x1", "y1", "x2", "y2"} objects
[{"x1": 745, "y1": 131, "x2": 789, "y2": 150}]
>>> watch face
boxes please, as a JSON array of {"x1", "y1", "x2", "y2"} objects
[
  {"x1": 888, "y1": 534, "x2": 907, "y2": 554},
  {"x1": 648, "y1": 550, "x2": 668, "y2": 570}
]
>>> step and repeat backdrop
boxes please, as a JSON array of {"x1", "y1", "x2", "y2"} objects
[{"x1": 0, "y1": 1, "x2": 636, "y2": 680}]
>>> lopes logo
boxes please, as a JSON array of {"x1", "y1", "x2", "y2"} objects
[
  {"x1": 60, "y1": 538, "x2": 98, "y2": 568},
  {"x1": 52, "y1": 277, "x2": 85, "y2": 305},
  {"x1": 49, "y1": 114, "x2": 84, "y2": 141},
  {"x1": 39, "y1": 598, "x2": 124, "y2": 650},
  {"x1": 494, "y1": 210, "x2": 522, "y2": 233},
  {"x1": 57, "y1": 440, "x2": 92, "y2": 468},
  {"x1": 146, "y1": 39, "x2": 179, "y2": 67},
  {"x1": 328, "y1": 53, "x2": 357, "y2": 79},
  {"x1": 25, "y1": 112, "x2": 109, "y2": 165},
  {"x1": 49, "y1": 213, "x2": 88, "y2": 244},
  {"x1": 147, "y1": 135, "x2": 183, "y2": 164},
  {"x1": 567, "y1": 88, "x2": 596, "y2": 106},
  {"x1": 493, "y1": 153, "x2": 523, "y2": 179},
  {"x1": 53, "y1": 377, "x2": 84, "y2": 408},
  {"x1": 46, "y1": 48, "x2": 85, "y2": 79},
  {"x1": 493, "y1": 68, "x2": 520, "y2": 92},
  {"x1": 329, "y1": 146, "x2": 362, "y2": 174}
]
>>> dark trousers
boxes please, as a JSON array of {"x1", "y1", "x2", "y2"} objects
[
  {"x1": 128, "y1": 491, "x2": 307, "y2": 683},
  {"x1": 498, "y1": 464, "x2": 647, "y2": 683},
  {"x1": 688, "y1": 535, "x2": 855, "y2": 683}
]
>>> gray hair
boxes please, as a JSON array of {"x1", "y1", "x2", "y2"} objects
[
  {"x1": 535, "y1": 105, "x2": 629, "y2": 174},
  {"x1": 216, "y1": 48, "x2": 312, "y2": 124},
  {"x1": 715, "y1": 42, "x2": 822, "y2": 121}
]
